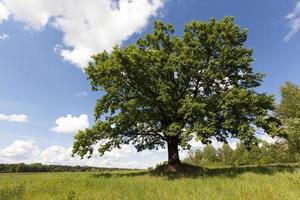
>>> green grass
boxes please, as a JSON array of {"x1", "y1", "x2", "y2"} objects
[{"x1": 0, "y1": 164, "x2": 299, "y2": 200}]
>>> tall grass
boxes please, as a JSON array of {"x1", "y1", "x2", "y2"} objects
[
  {"x1": 0, "y1": 164, "x2": 299, "y2": 200},
  {"x1": 0, "y1": 185, "x2": 25, "y2": 200}
]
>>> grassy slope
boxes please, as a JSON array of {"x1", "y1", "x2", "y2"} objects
[{"x1": 0, "y1": 164, "x2": 299, "y2": 200}]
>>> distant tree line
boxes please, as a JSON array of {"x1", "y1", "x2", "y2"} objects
[
  {"x1": 184, "y1": 141, "x2": 299, "y2": 167},
  {"x1": 0, "y1": 163, "x2": 132, "y2": 173}
]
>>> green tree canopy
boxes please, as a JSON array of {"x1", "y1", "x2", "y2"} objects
[
  {"x1": 276, "y1": 82, "x2": 300, "y2": 154},
  {"x1": 72, "y1": 17, "x2": 279, "y2": 166}
]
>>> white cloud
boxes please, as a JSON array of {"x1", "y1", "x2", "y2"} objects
[
  {"x1": 0, "y1": 113, "x2": 28, "y2": 122},
  {"x1": 0, "y1": 33, "x2": 9, "y2": 40},
  {"x1": 75, "y1": 91, "x2": 88, "y2": 97},
  {"x1": 259, "y1": 134, "x2": 281, "y2": 144},
  {"x1": 53, "y1": 44, "x2": 62, "y2": 54},
  {"x1": 0, "y1": 140, "x2": 39, "y2": 159},
  {"x1": 40, "y1": 145, "x2": 71, "y2": 163},
  {"x1": 51, "y1": 114, "x2": 89, "y2": 134},
  {"x1": 284, "y1": 1, "x2": 300, "y2": 41},
  {"x1": 0, "y1": 2, "x2": 9, "y2": 23},
  {"x1": 1, "y1": 0, "x2": 165, "y2": 68},
  {"x1": 0, "y1": 139, "x2": 167, "y2": 168}
]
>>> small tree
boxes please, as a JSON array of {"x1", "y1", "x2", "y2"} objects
[
  {"x1": 72, "y1": 17, "x2": 279, "y2": 167},
  {"x1": 218, "y1": 143, "x2": 234, "y2": 165},
  {"x1": 232, "y1": 143, "x2": 251, "y2": 166},
  {"x1": 184, "y1": 149, "x2": 204, "y2": 165},
  {"x1": 203, "y1": 144, "x2": 219, "y2": 163},
  {"x1": 276, "y1": 82, "x2": 300, "y2": 156}
]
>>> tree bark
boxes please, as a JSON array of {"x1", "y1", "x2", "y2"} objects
[{"x1": 167, "y1": 136, "x2": 181, "y2": 166}]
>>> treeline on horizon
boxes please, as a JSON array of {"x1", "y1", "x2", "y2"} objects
[
  {"x1": 184, "y1": 141, "x2": 300, "y2": 167},
  {"x1": 0, "y1": 163, "x2": 134, "y2": 173}
]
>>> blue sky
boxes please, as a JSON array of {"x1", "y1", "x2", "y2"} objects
[{"x1": 0, "y1": 0, "x2": 299, "y2": 168}]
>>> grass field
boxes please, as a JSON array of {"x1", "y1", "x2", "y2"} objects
[{"x1": 0, "y1": 164, "x2": 299, "y2": 200}]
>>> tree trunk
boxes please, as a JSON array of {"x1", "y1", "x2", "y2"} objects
[{"x1": 167, "y1": 136, "x2": 181, "y2": 166}]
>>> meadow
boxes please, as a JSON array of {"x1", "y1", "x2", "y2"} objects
[{"x1": 0, "y1": 164, "x2": 299, "y2": 200}]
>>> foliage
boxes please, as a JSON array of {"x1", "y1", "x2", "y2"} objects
[
  {"x1": 0, "y1": 166, "x2": 299, "y2": 199},
  {"x1": 184, "y1": 141, "x2": 298, "y2": 166},
  {"x1": 276, "y1": 82, "x2": 300, "y2": 155},
  {"x1": 73, "y1": 17, "x2": 279, "y2": 164}
]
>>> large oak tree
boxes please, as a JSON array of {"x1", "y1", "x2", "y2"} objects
[{"x1": 72, "y1": 17, "x2": 279, "y2": 166}]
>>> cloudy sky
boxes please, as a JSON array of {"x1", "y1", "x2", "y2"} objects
[{"x1": 0, "y1": 0, "x2": 299, "y2": 169}]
